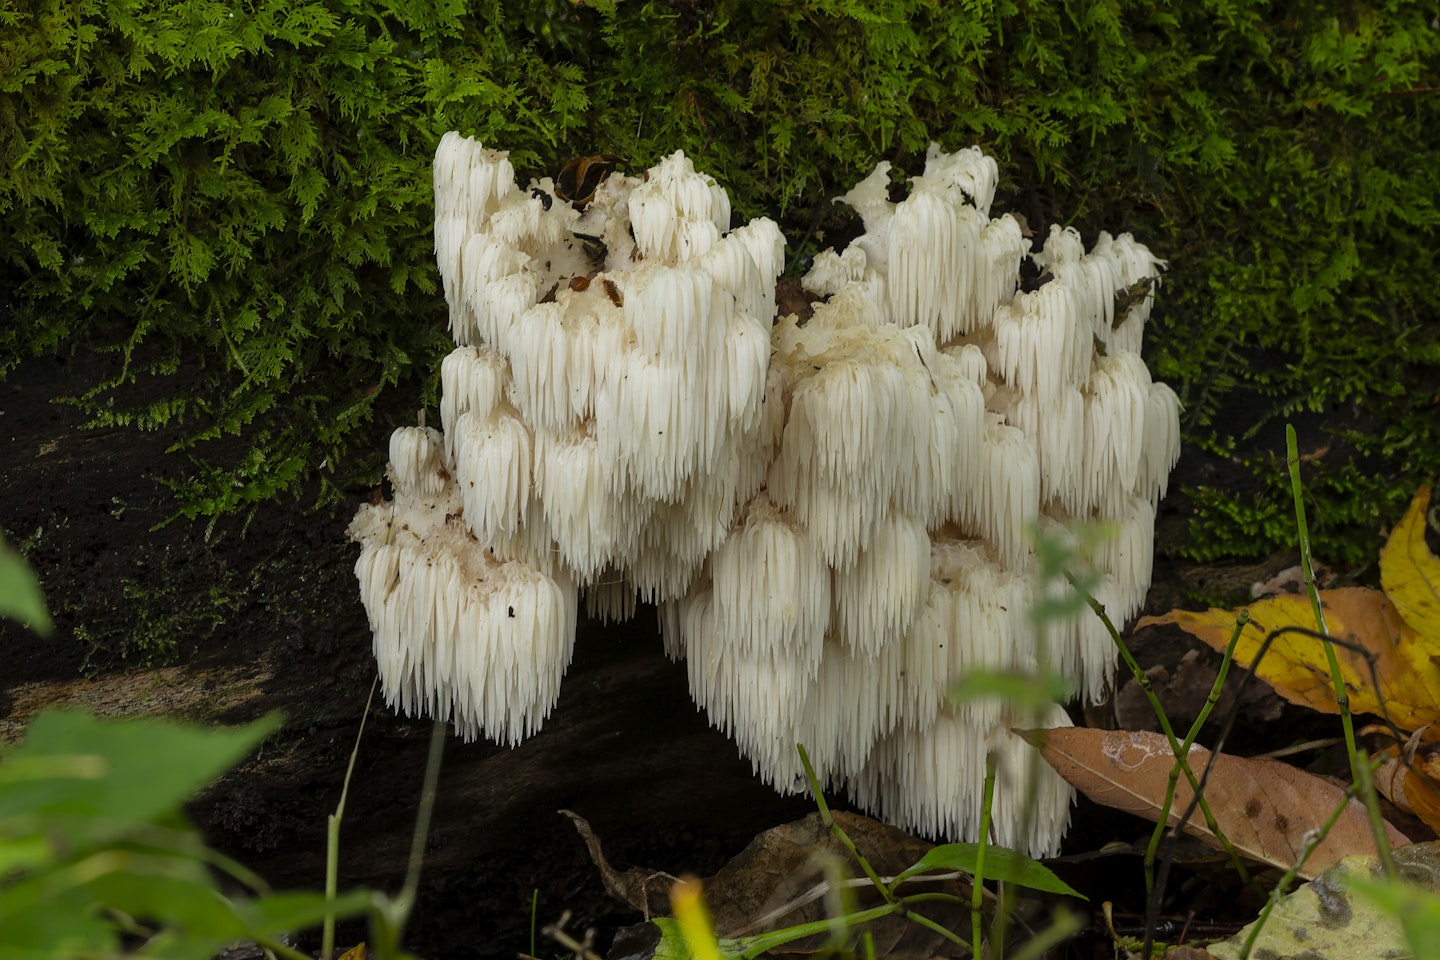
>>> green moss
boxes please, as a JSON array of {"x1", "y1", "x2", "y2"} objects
[
  {"x1": 7, "y1": 503, "x2": 363, "y2": 676},
  {"x1": 73, "y1": 543, "x2": 242, "y2": 672},
  {"x1": 3, "y1": 0, "x2": 1436, "y2": 562}
]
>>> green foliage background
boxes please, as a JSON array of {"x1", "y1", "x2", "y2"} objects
[{"x1": 3, "y1": 0, "x2": 1436, "y2": 564}]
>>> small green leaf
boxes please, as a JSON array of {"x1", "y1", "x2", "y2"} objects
[
  {"x1": 233, "y1": 889, "x2": 376, "y2": 937},
  {"x1": 0, "y1": 538, "x2": 52, "y2": 636},
  {"x1": 950, "y1": 670, "x2": 1077, "y2": 710},
  {"x1": 651, "y1": 916, "x2": 801, "y2": 960},
  {"x1": 894, "y1": 844, "x2": 1085, "y2": 899}
]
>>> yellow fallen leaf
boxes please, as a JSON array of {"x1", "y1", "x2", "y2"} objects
[
  {"x1": 1022, "y1": 727, "x2": 1409, "y2": 879},
  {"x1": 1139, "y1": 588, "x2": 1440, "y2": 734},
  {"x1": 1380, "y1": 483, "x2": 1440, "y2": 641}
]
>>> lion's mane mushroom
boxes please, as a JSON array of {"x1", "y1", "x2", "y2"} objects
[
  {"x1": 350, "y1": 134, "x2": 784, "y2": 740},
  {"x1": 661, "y1": 143, "x2": 1179, "y2": 855},
  {"x1": 351, "y1": 134, "x2": 1181, "y2": 857}
]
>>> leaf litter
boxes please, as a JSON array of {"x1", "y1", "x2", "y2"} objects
[
  {"x1": 566, "y1": 486, "x2": 1440, "y2": 958},
  {"x1": 1022, "y1": 727, "x2": 1408, "y2": 880},
  {"x1": 565, "y1": 809, "x2": 1073, "y2": 960}
]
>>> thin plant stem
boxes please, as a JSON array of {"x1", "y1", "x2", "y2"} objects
[
  {"x1": 531, "y1": 888, "x2": 539, "y2": 960},
  {"x1": 1286, "y1": 424, "x2": 1395, "y2": 879},
  {"x1": 373, "y1": 719, "x2": 447, "y2": 957},
  {"x1": 1353, "y1": 750, "x2": 1399, "y2": 878},
  {"x1": 1286, "y1": 424, "x2": 1350, "y2": 748},
  {"x1": 1006, "y1": 909, "x2": 1083, "y2": 960},
  {"x1": 903, "y1": 908, "x2": 969, "y2": 946},
  {"x1": 399, "y1": 721, "x2": 447, "y2": 920},
  {"x1": 1141, "y1": 612, "x2": 1256, "y2": 960},
  {"x1": 1071, "y1": 575, "x2": 1252, "y2": 887},
  {"x1": 736, "y1": 871, "x2": 965, "y2": 935},
  {"x1": 737, "y1": 904, "x2": 899, "y2": 959},
  {"x1": 1143, "y1": 612, "x2": 1250, "y2": 891},
  {"x1": 254, "y1": 937, "x2": 315, "y2": 960},
  {"x1": 897, "y1": 892, "x2": 965, "y2": 906},
  {"x1": 323, "y1": 676, "x2": 378, "y2": 960},
  {"x1": 796, "y1": 744, "x2": 892, "y2": 900},
  {"x1": 972, "y1": 757, "x2": 996, "y2": 960}
]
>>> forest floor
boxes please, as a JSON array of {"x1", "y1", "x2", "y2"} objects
[{"x1": 0, "y1": 346, "x2": 1384, "y2": 959}]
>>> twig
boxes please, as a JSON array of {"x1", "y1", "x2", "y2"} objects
[{"x1": 1252, "y1": 737, "x2": 1345, "y2": 761}]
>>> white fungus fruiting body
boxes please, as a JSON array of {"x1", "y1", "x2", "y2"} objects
[
  {"x1": 351, "y1": 133, "x2": 1182, "y2": 857},
  {"x1": 671, "y1": 144, "x2": 1180, "y2": 854},
  {"x1": 351, "y1": 133, "x2": 785, "y2": 742}
]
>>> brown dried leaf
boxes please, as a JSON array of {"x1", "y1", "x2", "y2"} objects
[
  {"x1": 1023, "y1": 727, "x2": 1410, "y2": 879},
  {"x1": 561, "y1": 809, "x2": 677, "y2": 918},
  {"x1": 699, "y1": 812, "x2": 974, "y2": 958},
  {"x1": 1376, "y1": 741, "x2": 1440, "y2": 838},
  {"x1": 1157, "y1": 948, "x2": 1226, "y2": 960},
  {"x1": 592, "y1": 811, "x2": 997, "y2": 960},
  {"x1": 1376, "y1": 753, "x2": 1414, "y2": 814},
  {"x1": 1401, "y1": 752, "x2": 1440, "y2": 837}
]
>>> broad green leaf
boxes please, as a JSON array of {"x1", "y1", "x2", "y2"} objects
[
  {"x1": 893, "y1": 843, "x2": 1085, "y2": 898},
  {"x1": 652, "y1": 916, "x2": 752, "y2": 960},
  {"x1": 0, "y1": 753, "x2": 107, "y2": 784},
  {"x1": 0, "y1": 836, "x2": 50, "y2": 875},
  {"x1": 85, "y1": 872, "x2": 375, "y2": 949},
  {"x1": 233, "y1": 889, "x2": 376, "y2": 936},
  {"x1": 0, "y1": 537, "x2": 51, "y2": 635},
  {"x1": 86, "y1": 867, "x2": 237, "y2": 935},
  {"x1": 0, "y1": 885, "x2": 115, "y2": 959},
  {"x1": 0, "y1": 709, "x2": 279, "y2": 825}
]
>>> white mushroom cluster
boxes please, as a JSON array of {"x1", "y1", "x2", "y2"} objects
[
  {"x1": 350, "y1": 134, "x2": 1182, "y2": 856},
  {"x1": 665, "y1": 144, "x2": 1180, "y2": 852},
  {"x1": 352, "y1": 134, "x2": 783, "y2": 746}
]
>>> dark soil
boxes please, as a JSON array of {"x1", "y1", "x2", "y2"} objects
[{"x1": 0, "y1": 347, "x2": 1377, "y2": 959}]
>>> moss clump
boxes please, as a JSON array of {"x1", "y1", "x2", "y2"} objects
[{"x1": 3, "y1": 0, "x2": 1436, "y2": 562}]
